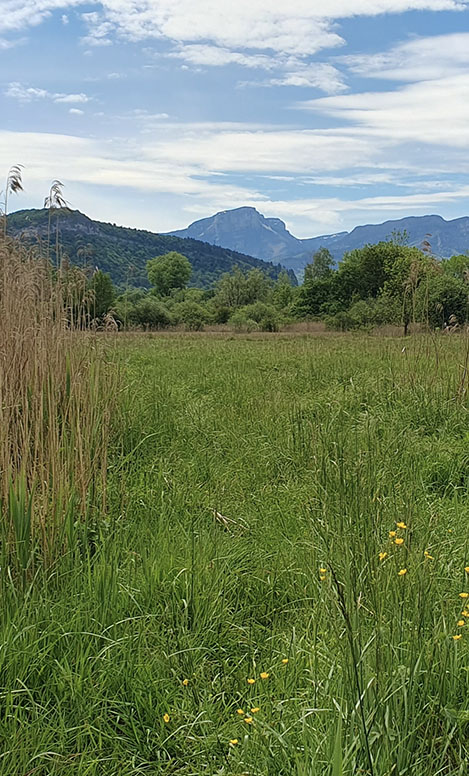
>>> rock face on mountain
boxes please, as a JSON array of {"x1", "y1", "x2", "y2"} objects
[
  {"x1": 8, "y1": 208, "x2": 297, "y2": 288},
  {"x1": 170, "y1": 208, "x2": 469, "y2": 277},
  {"x1": 169, "y1": 206, "x2": 302, "y2": 261}
]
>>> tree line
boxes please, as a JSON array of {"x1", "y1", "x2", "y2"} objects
[{"x1": 90, "y1": 236, "x2": 469, "y2": 333}]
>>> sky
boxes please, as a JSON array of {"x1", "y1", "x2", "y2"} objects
[{"x1": 1, "y1": 0, "x2": 469, "y2": 238}]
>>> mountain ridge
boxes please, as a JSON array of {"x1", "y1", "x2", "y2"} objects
[
  {"x1": 7, "y1": 208, "x2": 297, "y2": 288},
  {"x1": 170, "y1": 208, "x2": 469, "y2": 275}
]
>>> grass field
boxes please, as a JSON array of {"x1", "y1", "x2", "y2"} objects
[{"x1": 3, "y1": 331, "x2": 469, "y2": 775}]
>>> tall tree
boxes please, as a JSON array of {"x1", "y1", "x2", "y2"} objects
[{"x1": 147, "y1": 252, "x2": 192, "y2": 296}]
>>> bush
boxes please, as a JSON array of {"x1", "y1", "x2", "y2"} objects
[
  {"x1": 238, "y1": 302, "x2": 280, "y2": 332},
  {"x1": 229, "y1": 310, "x2": 260, "y2": 332},
  {"x1": 132, "y1": 297, "x2": 173, "y2": 329},
  {"x1": 172, "y1": 300, "x2": 207, "y2": 331}
]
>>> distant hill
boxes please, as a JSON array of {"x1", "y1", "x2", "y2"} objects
[
  {"x1": 170, "y1": 208, "x2": 469, "y2": 276},
  {"x1": 8, "y1": 208, "x2": 297, "y2": 289}
]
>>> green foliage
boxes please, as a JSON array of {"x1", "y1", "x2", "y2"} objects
[
  {"x1": 234, "y1": 301, "x2": 280, "y2": 331},
  {"x1": 8, "y1": 208, "x2": 297, "y2": 289},
  {"x1": 147, "y1": 251, "x2": 192, "y2": 296},
  {"x1": 172, "y1": 299, "x2": 208, "y2": 330},
  {"x1": 416, "y1": 273, "x2": 468, "y2": 328},
  {"x1": 306, "y1": 246, "x2": 334, "y2": 280},
  {"x1": 214, "y1": 266, "x2": 273, "y2": 309},
  {"x1": 131, "y1": 297, "x2": 173, "y2": 329},
  {"x1": 89, "y1": 270, "x2": 115, "y2": 318}
]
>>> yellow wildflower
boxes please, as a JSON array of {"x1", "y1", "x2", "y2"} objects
[
  {"x1": 247, "y1": 678, "x2": 255, "y2": 685},
  {"x1": 182, "y1": 678, "x2": 189, "y2": 686},
  {"x1": 459, "y1": 593, "x2": 469, "y2": 599},
  {"x1": 244, "y1": 717, "x2": 253, "y2": 724},
  {"x1": 319, "y1": 568, "x2": 327, "y2": 574},
  {"x1": 319, "y1": 575, "x2": 326, "y2": 581},
  {"x1": 462, "y1": 610, "x2": 469, "y2": 617},
  {"x1": 457, "y1": 620, "x2": 465, "y2": 627},
  {"x1": 396, "y1": 522, "x2": 407, "y2": 529},
  {"x1": 229, "y1": 739, "x2": 238, "y2": 746},
  {"x1": 398, "y1": 568, "x2": 407, "y2": 576},
  {"x1": 389, "y1": 531, "x2": 396, "y2": 538},
  {"x1": 394, "y1": 538, "x2": 404, "y2": 546},
  {"x1": 379, "y1": 552, "x2": 387, "y2": 561},
  {"x1": 250, "y1": 707, "x2": 260, "y2": 713},
  {"x1": 281, "y1": 658, "x2": 289, "y2": 664},
  {"x1": 453, "y1": 634, "x2": 462, "y2": 641},
  {"x1": 260, "y1": 672, "x2": 269, "y2": 680},
  {"x1": 424, "y1": 551, "x2": 434, "y2": 559},
  {"x1": 163, "y1": 713, "x2": 170, "y2": 723},
  {"x1": 236, "y1": 709, "x2": 244, "y2": 715},
  {"x1": 465, "y1": 566, "x2": 469, "y2": 574}
]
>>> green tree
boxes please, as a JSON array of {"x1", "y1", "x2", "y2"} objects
[
  {"x1": 415, "y1": 274, "x2": 468, "y2": 329},
  {"x1": 272, "y1": 270, "x2": 294, "y2": 310},
  {"x1": 132, "y1": 297, "x2": 173, "y2": 329},
  {"x1": 90, "y1": 270, "x2": 115, "y2": 319},
  {"x1": 146, "y1": 252, "x2": 192, "y2": 296},
  {"x1": 306, "y1": 247, "x2": 334, "y2": 280}
]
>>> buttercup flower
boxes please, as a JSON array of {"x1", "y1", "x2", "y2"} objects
[
  {"x1": 398, "y1": 568, "x2": 407, "y2": 576},
  {"x1": 379, "y1": 552, "x2": 387, "y2": 561},
  {"x1": 389, "y1": 531, "x2": 396, "y2": 538},
  {"x1": 244, "y1": 716, "x2": 253, "y2": 724},
  {"x1": 453, "y1": 634, "x2": 462, "y2": 641},
  {"x1": 250, "y1": 707, "x2": 260, "y2": 713},
  {"x1": 163, "y1": 713, "x2": 170, "y2": 723},
  {"x1": 247, "y1": 678, "x2": 255, "y2": 685},
  {"x1": 465, "y1": 566, "x2": 469, "y2": 574},
  {"x1": 281, "y1": 658, "x2": 289, "y2": 664},
  {"x1": 182, "y1": 679, "x2": 189, "y2": 686},
  {"x1": 260, "y1": 672, "x2": 269, "y2": 680},
  {"x1": 319, "y1": 568, "x2": 327, "y2": 574},
  {"x1": 394, "y1": 538, "x2": 404, "y2": 546},
  {"x1": 424, "y1": 551, "x2": 434, "y2": 559},
  {"x1": 457, "y1": 620, "x2": 465, "y2": 627},
  {"x1": 237, "y1": 709, "x2": 244, "y2": 715},
  {"x1": 396, "y1": 522, "x2": 407, "y2": 529},
  {"x1": 229, "y1": 739, "x2": 238, "y2": 746},
  {"x1": 459, "y1": 593, "x2": 469, "y2": 599}
]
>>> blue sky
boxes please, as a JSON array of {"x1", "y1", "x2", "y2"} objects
[{"x1": 1, "y1": 0, "x2": 469, "y2": 238}]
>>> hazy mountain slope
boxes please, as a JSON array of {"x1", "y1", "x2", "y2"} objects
[
  {"x1": 169, "y1": 206, "x2": 302, "y2": 260},
  {"x1": 170, "y1": 208, "x2": 469, "y2": 276},
  {"x1": 8, "y1": 208, "x2": 297, "y2": 288}
]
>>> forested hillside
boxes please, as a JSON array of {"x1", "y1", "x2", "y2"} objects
[{"x1": 8, "y1": 208, "x2": 296, "y2": 289}]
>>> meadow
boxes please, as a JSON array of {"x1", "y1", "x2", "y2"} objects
[{"x1": 3, "y1": 274, "x2": 469, "y2": 773}]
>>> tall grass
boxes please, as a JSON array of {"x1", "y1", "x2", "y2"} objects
[
  {"x1": 0, "y1": 236, "x2": 116, "y2": 579},
  {"x1": 3, "y1": 324, "x2": 469, "y2": 774}
]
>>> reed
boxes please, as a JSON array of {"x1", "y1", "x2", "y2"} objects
[{"x1": 0, "y1": 235, "x2": 116, "y2": 579}]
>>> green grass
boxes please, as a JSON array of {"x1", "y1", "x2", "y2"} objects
[{"x1": 3, "y1": 331, "x2": 469, "y2": 775}]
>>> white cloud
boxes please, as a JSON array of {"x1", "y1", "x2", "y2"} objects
[
  {"x1": 69, "y1": 108, "x2": 84, "y2": 114},
  {"x1": 298, "y1": 73, "x2": 469, "y2": 147},
  {"x1": 342, "y1": 32, "x2": 469, "y2": 81},
  {"x1": 5, "y1": 81, "x2": 91, "y2": 104},
  {"x1": 2, "y1": 0, "x2": 467, "y2": 57}
]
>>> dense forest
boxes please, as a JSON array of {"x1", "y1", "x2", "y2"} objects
[{"x1": 7, "y1": 208, "x2": 297, "y2": 289}]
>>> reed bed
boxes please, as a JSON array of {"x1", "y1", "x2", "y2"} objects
[{"x1": 0, "y1": 236, "x2": 116, "y2": 579}]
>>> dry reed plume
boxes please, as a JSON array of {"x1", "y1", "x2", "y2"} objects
[{"x1": 0, "y1": 236, "x2": 116, "y2": 579}]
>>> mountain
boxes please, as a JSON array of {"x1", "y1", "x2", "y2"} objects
[
  {"x1": 292, "y1": 214, "x2": 469, "y2": 272},
  {"x1": 169, "y1": 206, "x2": 302, "y2": 260},
  {"x1": 7, "y1": 208, "x2": 297, "y2": 289},
  {"x1": 170, "y1": 208, "x2": 469, "y2": 276}
]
